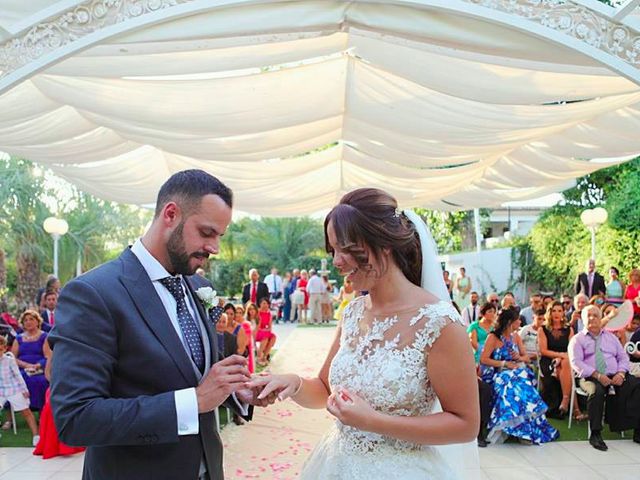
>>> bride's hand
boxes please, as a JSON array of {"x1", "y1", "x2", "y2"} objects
[
  {"x1": 245, "y1": 373, "x2": 302, "y2": 401},
  {"x1": 326, "y1": 388, "x2": 379, "y2": 431}
]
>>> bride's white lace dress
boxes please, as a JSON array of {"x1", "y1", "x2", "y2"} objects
[{"x1": 300, "y1": 295, "x2": 465, "y2": 479}]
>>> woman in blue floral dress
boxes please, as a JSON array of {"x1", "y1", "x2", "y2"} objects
[{"x1": 480, "y1": 308, "x2": 559, "y2": 445}]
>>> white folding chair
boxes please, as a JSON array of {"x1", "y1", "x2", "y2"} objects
[{"x1": 568, "y1": 373, "x2": 590, "y2": 434}]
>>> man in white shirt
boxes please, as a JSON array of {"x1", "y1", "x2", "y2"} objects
[
  {"x1": 263, "y1": 267, "x2": 283, "y2": 300},
  {"x1": 461, "y1": 292, "x2": 481, "y2": 326},
  {"x1": 50, "y1": 170, "x2": 276, "y2": 480},
  {"x1": 306, "y1": 269, "x2": 325, "y2": 325}
]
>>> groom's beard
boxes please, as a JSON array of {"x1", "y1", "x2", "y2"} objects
[{"x1": 167, "y1": 221, "x2": 208, "y2": 275}]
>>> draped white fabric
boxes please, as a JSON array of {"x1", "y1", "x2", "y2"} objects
[{"x1": 1, "y1": 1, "x2": 640, "y2": 215}]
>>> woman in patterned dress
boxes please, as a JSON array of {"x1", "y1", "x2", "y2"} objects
[
  {"x1": 248, "y1": 188, "x2": 479, "y2": 479},
  {"x1": 480, "y1": 308, "x2": 558, "y2": 445}
]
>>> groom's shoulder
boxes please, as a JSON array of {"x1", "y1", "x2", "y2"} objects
[{"x1": 68, "y1": 249, "x2": 130, "y2": 288}]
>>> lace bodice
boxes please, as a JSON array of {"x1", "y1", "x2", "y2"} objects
[{"x1": 328, "y1": 295, "x2": 462, "y2": 454}]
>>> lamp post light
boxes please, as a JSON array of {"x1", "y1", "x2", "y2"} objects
[
  {"x1": 580, "y1": 207, "x2": 608, "y2": 260},
  {"x1": 43, "y1": 217, "x2": 69, "y2": 278}
]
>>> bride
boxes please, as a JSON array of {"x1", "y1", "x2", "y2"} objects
[{"x1": 247, "y1": 188, "x2": 479, "y2": 479}]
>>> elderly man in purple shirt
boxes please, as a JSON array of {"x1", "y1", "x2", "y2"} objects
[{"x1": 569, "y1": 305, "x2": 640, "y2": 451}]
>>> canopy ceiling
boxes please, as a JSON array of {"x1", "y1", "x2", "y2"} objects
[{"x1": 1, "y1": 0, "x2": 640, "y2": 215}]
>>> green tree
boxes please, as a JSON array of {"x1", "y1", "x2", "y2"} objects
[{"x1": 0, "y1": 159, "x2": 51, "y2": 306}]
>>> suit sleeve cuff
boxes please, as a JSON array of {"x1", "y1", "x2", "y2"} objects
[
  {"x1": 175, "y1": 388, "x2": 199, "y2": 435},
  {"x1": 231, "y1": 392, "x2": 249, "y2": 416}
]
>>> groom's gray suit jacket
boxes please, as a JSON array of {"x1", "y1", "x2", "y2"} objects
[{"x1": 49, "y1": 248, "x2": 249, "y2": 480}]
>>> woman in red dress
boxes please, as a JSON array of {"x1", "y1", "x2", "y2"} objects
[
  {"x1": 33, "y1": 341, "x2": 85, "y2": 459},
  {"x1": 296, "y1": 269, "x2": 309, "y2": 324},
  {"x1": 625, "y1": 268, "x2": 640, "y2": 316},
  {"x1": 255, "y1": 298, "x2": 277, "y2": 366}
]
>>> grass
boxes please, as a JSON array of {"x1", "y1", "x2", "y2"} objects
[
  {"x1": 295, "y1": 322, "x2": 337, "y2": 328},
  {"x1": 547, "y1": 416, "x2": 633, "y2": 442},
  {"x1": 0, "y1": 410, "x2": 39, "y2": 447}
]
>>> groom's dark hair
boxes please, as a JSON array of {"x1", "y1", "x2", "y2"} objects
[{"x1": 154, "y1": 169, "x2": 233, "y2": 218}]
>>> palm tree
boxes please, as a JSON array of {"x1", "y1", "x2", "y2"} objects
[
  {"x1": 0, "y1": 158, "x2": 50, "y2": 307},
  {"x1": 239, "y1": 217, "x2": 324, "y2": 269}
]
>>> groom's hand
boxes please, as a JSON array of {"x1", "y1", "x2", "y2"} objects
[{"x1": 196, "y1": 355, "x2": 251, "y2": 413}]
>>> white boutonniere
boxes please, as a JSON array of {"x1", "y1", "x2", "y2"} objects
[{"x1": 196, "y1": 287, "x2": 218, "y2": 310}]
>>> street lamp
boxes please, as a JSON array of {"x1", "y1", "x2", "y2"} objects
[
  {"x1": 580, "y1": 207, "x2": 608, "y2": 260},
  {"x1": 43, "y1": 217, "x2": 69, "y2": 278}
]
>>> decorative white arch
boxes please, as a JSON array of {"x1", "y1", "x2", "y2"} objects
[{"x1": 1, "y1": 0, "x2": 640, "y2": 215}]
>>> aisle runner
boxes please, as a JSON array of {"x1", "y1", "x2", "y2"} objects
[{"x1": 221, "y1": 327, "x2": 337, "y2": 480}]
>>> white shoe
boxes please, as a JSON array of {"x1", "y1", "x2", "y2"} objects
[{"x1": 32, "y1": 435, "x2": 40, "y2": 447}]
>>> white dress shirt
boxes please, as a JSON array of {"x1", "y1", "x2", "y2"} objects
[
  {"x1": 306, "y1": 275, "x2": 325, "y2": 294},
  {"x1": 461, "y1": 304, "x2": 481, "y2": 327},
  {"x1": 263, "y1": 274, "x2": 283, "y2": 294}
]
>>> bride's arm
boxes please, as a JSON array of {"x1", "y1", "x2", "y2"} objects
[
  {"x1": 247, "y1": 325, "x2": 342, "y2": 409},
  {"x1": 328, "y1": 323, "x2": 479, "y2": 444}
]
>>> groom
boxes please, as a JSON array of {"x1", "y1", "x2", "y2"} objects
[{"x1": 49, "y1": 170, "x2": 274, "y2": 480}]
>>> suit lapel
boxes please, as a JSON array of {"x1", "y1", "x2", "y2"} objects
[
  {"x1": 185, "y1": 277, "x2": 218, "y2": 367},
  {"x1": 119, "y1": 249, "x2": 198, "y2": 386}
]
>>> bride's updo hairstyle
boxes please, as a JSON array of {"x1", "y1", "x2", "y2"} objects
[{"x1": 324, "y1": 188, "x2": 422, "y2": 286}]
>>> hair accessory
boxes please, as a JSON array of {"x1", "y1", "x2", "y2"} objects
[{"x1": 394, "y1": 207, "x2": 401, "y2": 218}]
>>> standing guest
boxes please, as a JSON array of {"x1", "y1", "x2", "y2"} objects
[
  {"x1": 255, "y1": 298, "x2": 276, "y2": 366},
  {"x1": 242, "y1": 269, "x2": 269, "y2": 307},
  {"x1": 234, "y1": 306, "x2": 255, "y2": 374},
  {"x1": 334, "y1": 278, "x2": 356, "y2": 322},
  {"x1": 320, "y1": 275, "x2": 333, "y2": 323},
  {"x1": 296, "y1": 270, "x2": 309, "y2": 324},
  {"x1": 606, "y1": 267, "x2": 625, "y2": 306},
  {"x1": 467, "y1": 303, "x2": 496, "y2": 364},
  {"x1": 460, "y1": 291, "x2": 481, "y2": 327},
  {"x1": 35, "y1": 276, "x2": 60, "y2": 311},
  {"x1": 624, "y1": 268, "x2": 640, "y2": 316},
  {"x1": 263, "y1": 267, "x2": 283, "y2": 301},
  {"x1": 520, "y1": 293, "x2": 543, "y2": 326},
  {"x1": 538, "y1": 301, "x2": 584, "y2": 420},
  {"x1": 12, "y1": 310, "x2": 49, "y2": 411},
  {"x1": 288, "y1": 269, "x2": 301, "y2": 322},
  {"x1": 569, "y1": 305, "x2": 640, "y2": 450},
  {"x1": 281, "y1": 272, "x2": 293, "y2": 323},
  {"x1": 40, "y1": 291, "x2": 58, "y2": 328},
  {"x1": 306, "y1": 269, "x2": 324, "y2": 325},
  {"x1": 0, "y1": 335, "x2": 40, "y2": 445},
  {"x1": 568, "y1": 293, "x2": 589, "y2": 332},
  {"x1": 454, "y1": 267, "x2": 471, "y2": 310},
  {"x1": 519, "y1": 308, "x2": 545, "y2": 361},
  {"x1": 480, "y1": 308, "x2": 558, "y2": 445},
  {"x1": 443, "y1": 270, "x2": 453, "y2": 300},
  {"x1": 575, "y1": 259, "x2": 606, "y2": 298}
]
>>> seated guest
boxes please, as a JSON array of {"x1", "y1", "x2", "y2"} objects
[
  {"x1": 519, "y1": 308, "x2": 545, "y2": 361},
  {"x1": 628, "y1": 319, "x2": 640, "y2": 377},
  {"x1": 480, "y1": 308, "x2": 558, "y2": 445},
  {"x1": 223, "y1": 303, "x2": 249, "y2": 358},
  {"x1": 0, "y1": 335, "x2": 40, "y2": 446},
  {"x1": 234, "y1": 305, "x2": 255, "y2": 374},
  {"x1": 467, "y1": 303, "x2": 496, "y2": 364},
  {"x1": 569, "y1": 305, "x2": 640, "y2": 450},
  {"x1": 256, "y1": 298, "x2": 276, "y2": 366},
  {"x1": 614, "y1": 312, "x2": 640, "y2": 347},
  {"x1": 500, "y1": 292, "x2": 516, "y2": 310},
  {"x1": 568, "y1": 293, "x2": 589, "y2": 331},
  {"x1": 11, "y1": 310, "x2": 48, "y2": 410},
  {"x1": 214, "y1": 313, "x2": 238, "y2": 358},
  {"x1": 33, "y1": 340, "x2": 85, "y2": 458},
  {"x1": 520, "y1": 293, "x2": 543, "y2": 326},
  {"x1": 538, "y1": 301, "x2": 585, "y2": 420}
]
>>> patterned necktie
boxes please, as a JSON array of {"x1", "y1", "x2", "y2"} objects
[
  {"x1": 159, "y1": 276, "x2": 205, "y2": 372},
  {"x1": 594, "y1": 334, "x2": 607, "y2": 375}
]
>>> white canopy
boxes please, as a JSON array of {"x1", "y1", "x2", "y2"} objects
[{"x1": 1, "y1": 0, "x2": 640, "y2": 215}]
